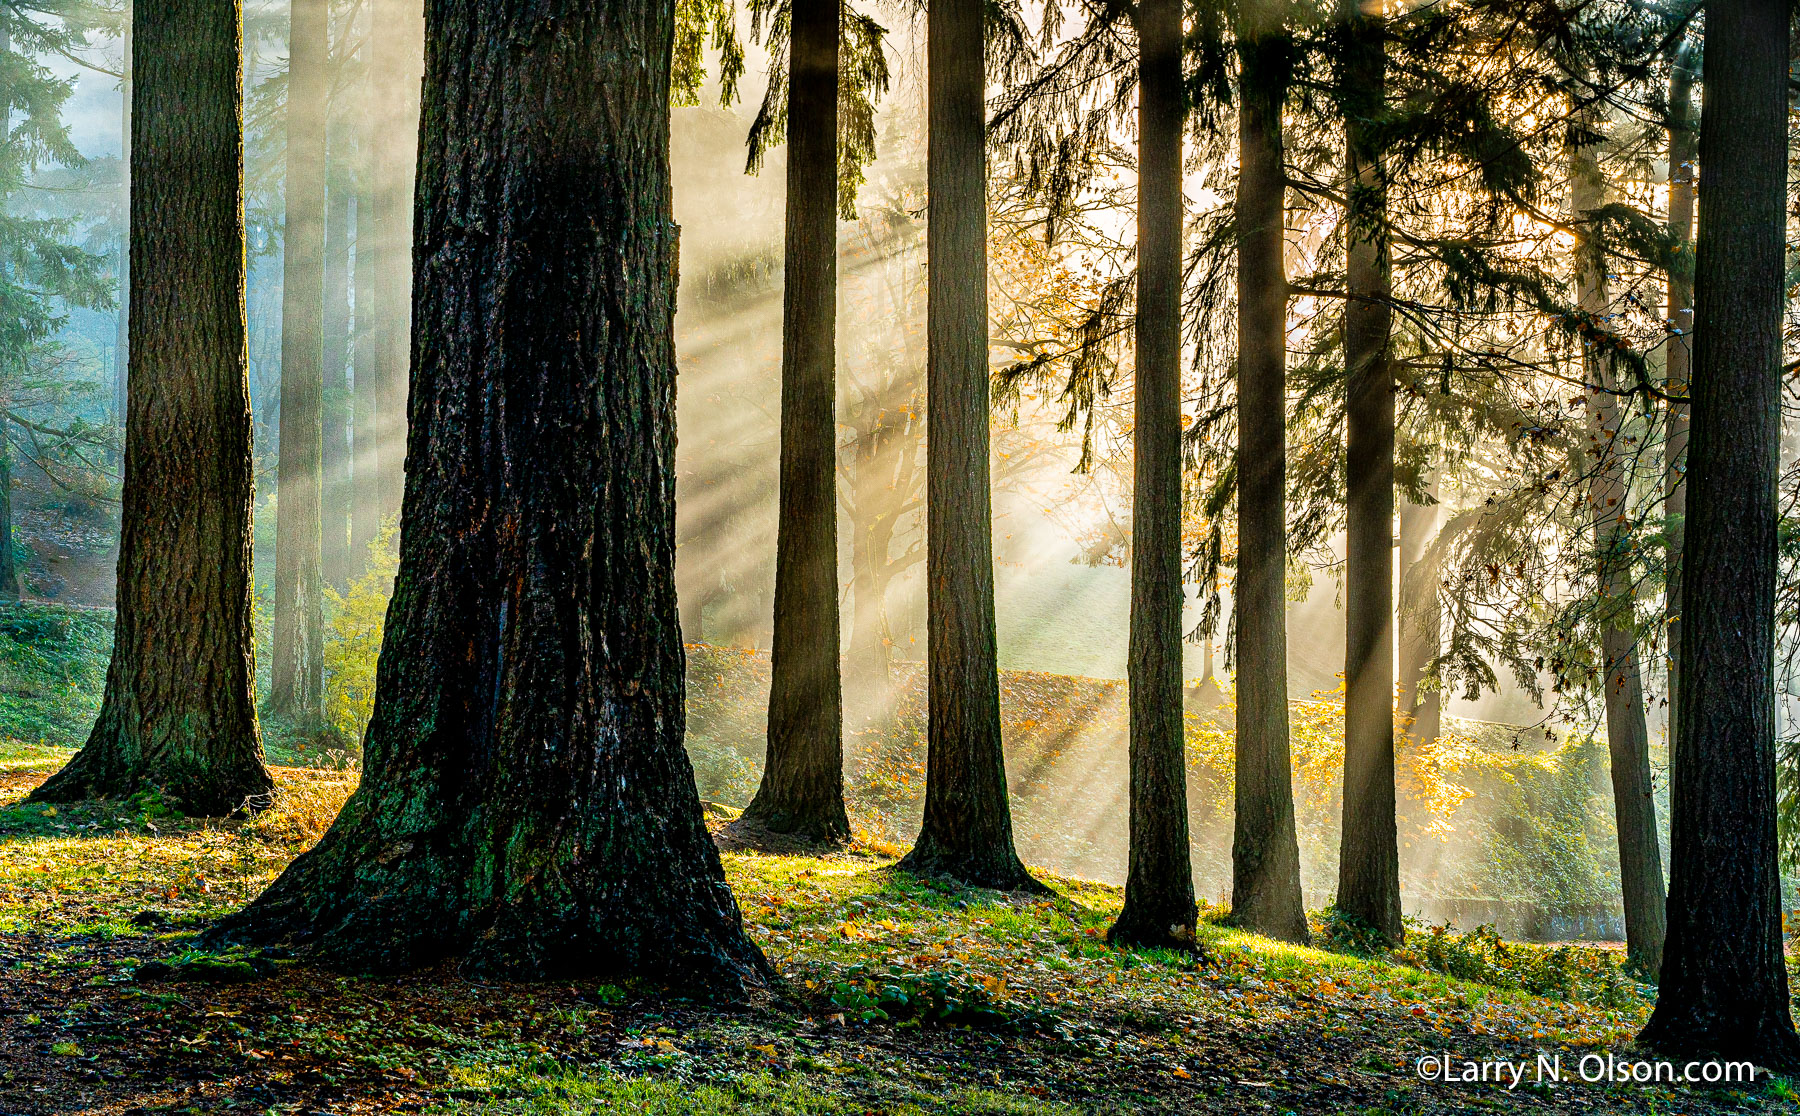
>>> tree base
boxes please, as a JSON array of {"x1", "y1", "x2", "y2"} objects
[
  {"x1": 26, "y1": 719, "x2": 272, "y2": 818},
  {"x1": 1107, "y1": 909, "x2": 1202, "y2": 954},
  {"x1": 895, "y1": 837, "x2": 1051, "y2": 895},
  {"x1": 718, "y1": 812, "x2": 847, "y2": 855},
  {"x1": 734, "y1": 796, "x2": 849, "y2": 848},
  {"x1": 1639, "y1": 1000, "x2": 1800, "y2": 1074}
]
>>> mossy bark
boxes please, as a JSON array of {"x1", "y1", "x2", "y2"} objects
[
  {"x1": 208, "y1": 0, "x2": 769, "y2": 993},
  {"x1": 1110, "y1": 0, "x2": 1196, "y2": 951},
  {"x1": 29, "y1": 0, "x2": 270, "y2": 817}
]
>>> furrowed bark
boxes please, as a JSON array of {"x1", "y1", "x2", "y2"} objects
[
  {"x1": 208, "y1": 0, "x2": 769, "y2": 994},
  {"x1": 1639, "y1": 0, "x2": 1800, "y2": 1068},
  {"x1": 29, "y1": 0, "x2": 270, "y2": 816}
]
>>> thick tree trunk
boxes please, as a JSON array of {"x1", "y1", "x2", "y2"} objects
[
  {"x1": 269, "y1": 0, "x2": 330, "y2": 719},
  {"x1": 1639, "y1": 0, "x2": 1800, "y2": 1068},
  {"x1": 350, "y1": 188, "x2": 380, "y2": 565},
  {"x1": 1572, "y1": 134, "x2": 1666, "y2": 979},
  {"x1": 1110, "y1": 0, "x2": 1195, "y2": 950},
  {"x1": 209, "y1": 0, "x2": 769, "y2": 992},
  {"x1": 1397, "y1": 473, "x2": 1439, "y2": 744},
  {"x1": 1663, "y1": 42, "x2": 1695, "y2": 763},
  {"x1": 898, "y1": 0, "x2": 1040, "y2": 892},
  {"x1": 1335, "y1": 0, "x2": 1400, "y2": 946},
  {"x1": 322, "y1": 157, "x2": 354, "y2": 592},
  {"x1": 1229, "y1": 0, "x2": 1307, "y2": 945},
  {"x1": 29, "y1": 0, "x2": 269, "y2": 816},
  {"x1": 741, "y1": 0, "x2": 848, "y2": 844}
]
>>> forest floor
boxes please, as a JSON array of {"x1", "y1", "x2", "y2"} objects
[{"x1": 0, "y1": 760, "x2": 1796, "y2": 1116}]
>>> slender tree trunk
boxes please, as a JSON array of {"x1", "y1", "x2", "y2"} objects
[
  {"x1": 1663, "y1": 41, "x2": 1696, "y2": 764},
  {"x1": 1110, "y1": 0, "x2": 1195, "y2": 950},
  {"x1": 350, "y1": 188, "x2": 380, "y2": 565},
  {"x1": 1229, "y1": 0, "x2": 1307, "y2": 944},
  {"x1": 113, "y1": 20, "x2": 130, "y2": 436},
  {"x1": 1572, "y1": 131, "x2": 1666, "y2": 979},
  {"x1": 29, "y1": 0, "x2": 269, "y2": 816},
  {"x1": 1335, "y1": 0, "x2": 1400, "y2": 945},
  {"x1": 1397, "y1": 473, "x2": 1439, "y2": 743},
  {"x1": 0, "y1": 428, "x2": 18, "y2": 600},
  {"x1": 210, "y1": 0, "x2": 770, "y2": 991},
  {"x1": 269, "y1": 0, "x2": 330, "y2": 719},
  {"x1": 367, "y1": 0, "x2": 423, "y2": 527},
  {"x1": 741, "y1": 0, "x2": 848, "y2": 844},
  {"x1": 899, "y1": 0, "x2": 1040, "y2": 892},
  {"x1": 322, "y1": 156, "x2": 354, "y2": 592},
  {"x1": 1639, "y1": 0, "x2": 1800, "y2": 1067}
]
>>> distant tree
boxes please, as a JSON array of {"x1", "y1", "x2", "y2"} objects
[
  {"x1": 1230, "y1": 0, "x2": 1307, "y2": 944},
  {"x1": 1660, "y1": 37, "x2": 1695, "y2": 764},
  {"x1": 741, "y1": 0, "x2": 850, "y2": 844},
  {"x1": 29, "y1": 0, "x2": 270, "y2": 815},
  {"x1": 898, "y1": 0, "x2": 1040, "y2": 892},
  {"x1": 1639, "y1": 0, "x2": 1800, "y2": 1069},
  {"x1": 269, "y1": 0, "x2": 329, "y2": 720},
  {"x1": 1334, "y1": 0, "x2": 1401, "y2": 946},
  {"x1": 210, "y1": 0, "x2": 770, "y2": 990}
]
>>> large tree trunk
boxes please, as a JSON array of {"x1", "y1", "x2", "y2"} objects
[
  {"x1": 1397, "y1": 474, "x2": 1439, "y2": 744},
  {"x1": 1229, "y1": 0, "x2": 1307, "y2": 944},
  {"x1": 209, "y1": 0, "x2": 769, "y2": 991},
  {"x1": 322, "y1": 156, "x2": 354, "y2": 592},
  {"x1": 1335, "y1": 0, "x2": 1400, "y2": 946},
  {"x1": 29, "y1": 0, "x2": 270, "y2": 816},
  {"x1": 366, "y1": 0, "x2": 423, "y2": 529},
  {"x1": 1662, "y1": 41, "x2": 1695, "y2": 765},
  {"x1": 741, "y1": 0, "x2": 848, "y2": 844},
  {"x1": 898, "y1": 0, "x2": 1039, "y2": 892},
  {"x1": 1572, "y1": 131, "x2": 1666, "y2": 979},
  {"x1": 269, "y1": 0, "x2": 330, "y2": 719},
  {"x1": 1639, "y1": 0, "x2": 1800, "y2": 1068},
  {"x1": 1110, "y1": 0, "x2": 1195, "y2": 950}
]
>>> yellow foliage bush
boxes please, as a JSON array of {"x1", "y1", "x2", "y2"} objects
[{"x1": 322, "y1": 521, "x2": 400, "y2": 749}]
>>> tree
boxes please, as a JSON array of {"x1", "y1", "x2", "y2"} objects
[
  {"x1": 1335, "y1": 0, "x2": 1401, "y2": 946},
  {"x1": 29, "y1": 0, "x2": 270, "y2": 815},
  {"x1": 1661, "y1": 37, "x2": 1695, "y2": 761},
  {"x1": 1109, "y1": 0, "x2": 1195, "y2": 950},
  {"x1": 897, "y1": 0, "x2": 1040, "y2": 892},
  {"x1": 1638, "y1": 0, "x2": 1800, "y2": 1068},
  {"x1": 321, "y1": 139, "x2": 354, "y2": 591},
  {"x1": 1230, "y1": 0, "x2": 1307, "y2": 944},
  {"x1": 1397, "y1": 475, "x2": 1440, "y2": 745},
  {"x1": 740, "y1": 0, "x2": 849, "y2": 844},
  {"x1": 269, "y1": 0, "x2": 329, "y2": 720},
  {"x1": 209, "y1": 0, "x2": 769, "y2": 991}
]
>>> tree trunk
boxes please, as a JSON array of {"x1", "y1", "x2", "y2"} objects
[
  {"x1": 1572, "y1": 130, "x2": 1666, "y2": 979},
  {"x1": 113, "y1": 20, "x2": 130, "y2": 437},
  {"x1": 741, "y1": 0, "x2": 848, "y2": 844},
  {"x1": 208, "y1": 0, "x2": 770, "y2": 992},
  {"x1": 0, "y1": 427, "x2": 18, "y2": 600},
  {"x1": 1229, "y1": 0, "x2": 1307, "y2": 944},
  {"x1": 269, "y1": 0, "x2": 330, "y2": 719},
  {"x1": 898, "y1": 0, "x2": 1040, "y2": 892},
  {"x1": 1397, "y1": 473, "x2": 1439, "y2": 744},
  {"x1": 1639, "y1": 0, "x2": 1800, "y2": 1068},
  {"x1": 1109, "y1": 0, "x2": 1195, "y2": 950},
  {"x1": 367, "y1": 0, "x2": 423, "y2": 529},
  {"x1": 28, "y1": 0, "x2": 270, "y2": 816},
  {"x1": 1335, "y1": 0, "x2": 1400, "y2": 946},
  {"x1": 350, "y1": 187, "x2": 380, "y2": 566},
  {"x1": 1663, "y1": 40, "x2": 1695, "y2": 764},
  {"x1": 322, "y1": 156, "x2": 354, "y2": 592}
]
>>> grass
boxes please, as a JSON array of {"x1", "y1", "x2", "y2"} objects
[{"x1": 2, "y1": 764, "x2": 1795, "y2": 1114}]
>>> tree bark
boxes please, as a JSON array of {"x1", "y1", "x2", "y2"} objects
[
  {"x1": 1571, "y1": 129, "x2": 1666, "y2": 979},
  {"x1": 1229, "y1": 0, "x2": 1308, "y2": 944},
  {"x1": 898, "y1": 0, "x2": 1040, "y2": 892},
  {"x1": 1397, "y1": 473, "x2": 1439, "y2": 743},
  {"x1": 269, "y1": 0, "x2": 330, "y2": 719},
  {"x1": 741, "y1": 0, "x2": 849, "y2": 844},
  {"x1": 209, "y1": 0, "x2": 769, "y2": 992},
  {"x1": 1662, "y1": 40, "x2": 1695, "y2": 766},
  {"x1": 113, "y1": 23, "x2": 130, "y2": 440},
  {"x1": 1639, "y1": 0, "x2": 1800, "y2": 1068},
  {"x1": 1335, "y1": 0, "x2": 1400, "y2": 946},
  {"x1": 322, "y1": 155, "x2": 354, "y2": 592},
  {"x1": 1110, "y1": 0, "x2": 1195, "y2": 950},
  {"x1": 29, "y1": 0, "x2": 270, "y2": 816}
]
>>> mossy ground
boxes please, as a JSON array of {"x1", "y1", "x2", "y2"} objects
[{"x1": 1, "y1": 762, "x2": 1794, "y2": 1114}]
